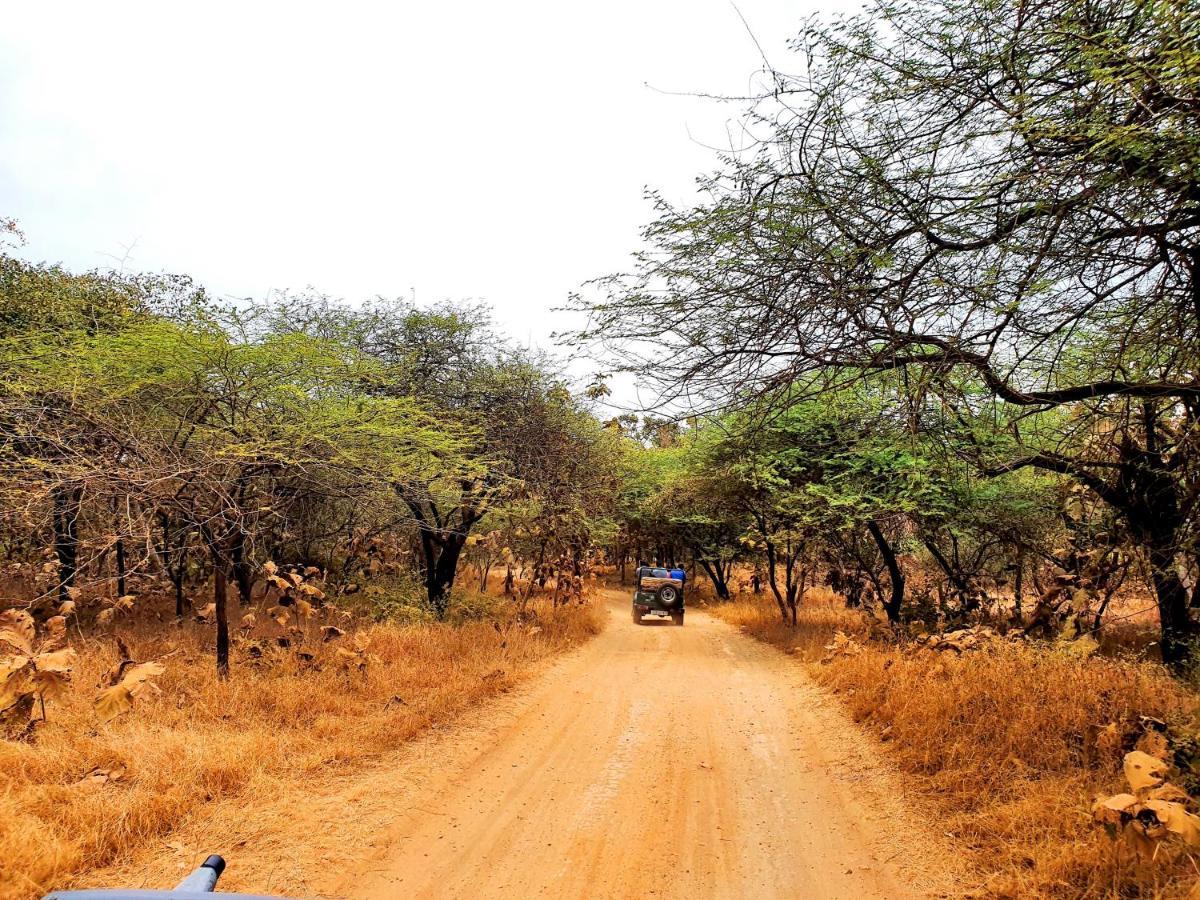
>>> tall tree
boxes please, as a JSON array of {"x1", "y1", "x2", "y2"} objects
[{"x1": 577, "y1": 0, "x2": 1200, "y2": 665}]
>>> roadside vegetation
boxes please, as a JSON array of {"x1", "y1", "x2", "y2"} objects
[
  {"x1": 0, "y1": 220, "x2": 616, "y2": 898},
  {"x1": 709, "y1": 589, "x2": 1194, "y2": 897},
  {"x1": 1, "y1": 592, "x2": 598, "y2": 900}
]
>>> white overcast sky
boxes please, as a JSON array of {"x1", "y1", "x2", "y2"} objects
[{"x1": 1, "y1": 1, "x2": 856, "y2": 405}]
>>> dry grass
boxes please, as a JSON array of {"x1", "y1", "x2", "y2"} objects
[
  {"x1": 708, "y1": 589, "x2": 1200, "y2": 898},
  {"x1": 0, "y1": 592, "x2": 600, "y2": 900}
]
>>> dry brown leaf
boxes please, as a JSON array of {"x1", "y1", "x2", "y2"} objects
[
  {"x1": 1093, "y1": 793, "x2": 1139, "y2": 826},
  {"x1": 114, "y1": 595, "x2": 135, "y2": 612},
  {"x1": 57, "y1": 600, "x2": 76, "y2": 617},
  {"x1": 195, "y1": 603, "x2": 216, "y2": 624},
  {"x1": 1125, "y1": 750, "x2": 1169, "y2": 792},
  {"x1": 0, "y1": 692, "x2": 35, "y2": 736},
  {"x1": 31, "y1": 668, "x2": 69, "y2": 701},
  {"x1": 822, "y1": 631, "x2": 864, "y2": 662},
  {"x1": 0, "y1": 609, "x2": 35, "y2": 655},
  {"x1": 95, "y1": 661, "x2": 165, "y2": 723},
  {"x1": 1148, "y1": 783, "x2": 1192, "y2": 804},
  {"x1": 34, "y1": 647, "x2": 76, "y2": 673},
  {"x1": 95, "y1": 684, "x2": 134, "y2": 723},
  {"x1": 1143, "y1": 800, "x2": 1200, "y2": 847},
  {"x1": 121, "y1": 662, "x2": 166, "y2": 692},
  {"x1": 321, "y1": 625, "x2": 345, "y2": 642},
  {"x1": 1, "y1": 654, "x2": 29, "y2": 685},
  {"x1": 96, "y1": 608, "x2": 116, "y2": 627},
  {"x1": 239, "y1": 612, "x2": 256, "y2": 631},
  {"x1": 80, "y1": 764, "x2": 127, "y2": 785},
  {"x1": 1, "y1": 664, "x2": 30, "y2": 713},
  {"x1": 262, "y1": 560, "x2": 278, "y2": 576},
  {"x1": 42, "y1": 615, "x2": 68, "y2": 648}
]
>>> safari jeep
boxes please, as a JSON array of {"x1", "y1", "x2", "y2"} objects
[{"x1": 632, "y1": 566, "x2": 684, "y2": 625}]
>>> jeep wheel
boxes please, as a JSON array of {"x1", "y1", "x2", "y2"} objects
[{"x1": 656, "y1": 585, "x2": 678, "y2": 604}]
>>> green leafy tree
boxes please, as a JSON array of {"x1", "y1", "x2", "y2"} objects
[{"x1": 577, "y1": 0, "x2": 1200, "y2": 664}]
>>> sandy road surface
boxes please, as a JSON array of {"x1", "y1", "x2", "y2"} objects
[{"x1": 330, "y1": 589, "x2": 954, "y2": 899}]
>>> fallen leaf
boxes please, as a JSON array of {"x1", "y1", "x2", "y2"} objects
[
  {"x1": 1125, "y1": 750, "x2": 1168, "y2": 792},
  {"x1": 1141, "y1": 799, "x2": 1200, "y2": 846},
  {"x1": 1093, "y1": 792, "x2": 1139, "y2": 826},
  {"x1": 80, "y1": 764, "x2": 127, "y2": 785}
]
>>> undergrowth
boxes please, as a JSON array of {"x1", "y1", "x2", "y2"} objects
[
  {"x1": 707, "y1": 589, "x2": 1199, "y2": 898},
  {"x1": 0, "y1": 590, "x2": 600, "y2": 900}
]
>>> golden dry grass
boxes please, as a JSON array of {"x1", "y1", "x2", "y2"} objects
[
  {"x1": 0, "y1": 593, "x2": 600, "y2": 900},
  {"x1": 708, "y1": 589, "x2": 1200, "y2": 898}
]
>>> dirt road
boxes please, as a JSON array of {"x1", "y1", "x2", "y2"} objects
[{"x1": 332, "y1": 589, "x2": 954, "y2": 899}]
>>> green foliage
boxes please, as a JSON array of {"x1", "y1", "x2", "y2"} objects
[{"x1": 0, "y1": 242, "x2": 624, "y2": 664}]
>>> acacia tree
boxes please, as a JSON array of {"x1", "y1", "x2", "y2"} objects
[
  {"x1": 656, "y1": 477, "x2": 745, "y2": 600},
  {"x1": 0, "y1": 250, "x2": 203, "y2": 610},
  {"x1": 578, "y1": 0, "x2": 1200, "y2": 665},
  {"x1": 278, "y1": 300, "x2": 622, "y2": 616},
  {"x1": 1, "y1": 304, "x2": 460, "y2": 675}
]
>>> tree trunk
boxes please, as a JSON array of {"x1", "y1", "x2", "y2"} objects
[
  {"x1": 1149, "y1": 541, "x2": 1196, "y2": 669},
  {"x1": 923, "y1": 537, "x2": 966, "y2": 598},
  {"x1": 785, "y1": 541, "x2": 799, "y2": 626},
  {"x1": 114, "y1": 538, "x2": 127, "y2": 598},
  {"x1": 1116, "y1": 441, "x2": 1197, "y2": 670},
  {"x1": 1012, "y1": 547, "x2": 1025, "y2": 622},
  {"x1": 764, "y1": 539, "x2": 790, "y2": 623},
  {"x1": 52, "y1": 484, "x2": 82, "y2": 605},
  {"x1": 867, "y1": 520, "x2": 904, "y2": 623},
  {"x1": 697, "y1": 556, "x2": 731, "y2": 600},
  {"x1": 230, "y1": 529, "x2": 253, "y2": 608},
  {"x1": 159, "y1": 513, "x2": 188, "y2": 619},
  {"x1": 213, "y1": 555, "x2": 230, "y2": 678},
  {"x1": 174, "y1": 575, "x2": 186, "y2": 619},
  {"x1": 427, "y1": 534, "x2": 466, "y2": 618}
]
